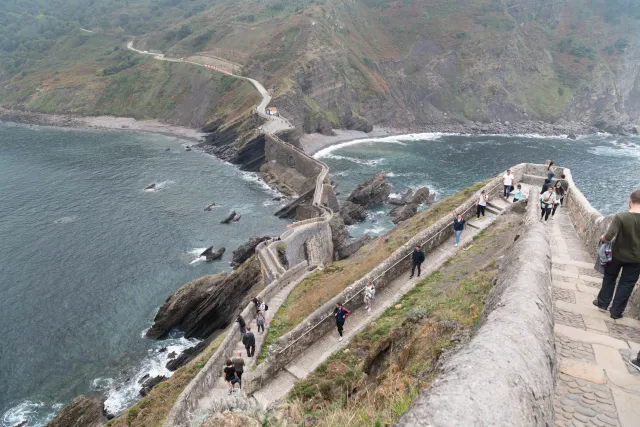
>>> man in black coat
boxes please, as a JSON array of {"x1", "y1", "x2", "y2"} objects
[
  {"x1": 236, "y1": 314, "x2": 246, "y2": 338},
  {"x1": 410, "y1": 246, "x2": 425, "y2": 278},
  {"x1": 243, "y1": 327, "x2": 256, "y2": 358}
]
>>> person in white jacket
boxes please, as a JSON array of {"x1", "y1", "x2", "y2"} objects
[
  {"x1": 540, "y1": 187, "x2": 556, "y2": 222},
  {"x1": 364, "y1": 279, "x2": 376, "y2": 313}
]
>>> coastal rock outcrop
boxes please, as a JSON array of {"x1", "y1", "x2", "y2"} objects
[
  {"x1": 166, "y1": 339, "x2": 209, "y2": 371},
  {"x1": 347, "y1": 172, "x2": 392, "y2": 207},
  {"x1": 231, "y1": 236, "x2": 271, "y2": 268},
  {"x1": 339, "y1": 201, "x2": 367, "y2": 225},
  {"x1": 259, "y1": 160, "x2": 311, "y2": 196},
  {"x1": 201, "y1": 246, "x2": 225, "y2": 261},
  {"x1": 139, "y1": 375, "x2": 167, "y2": 397},
  {"x1": 146, "y1": 274, "x2": 227, "y2": 339},
  {"x1": 390, "y1": 204, "x2": 418, "y2": 224},
  {"x1": 46, "y1": 395, "x2": 107, "y2": 427},
  {"x1": 337, "y1": 234, "x2": 373, "y2": 260},
  {"x1": 221, "y1": 211, "x2": 237, "y2": 224},
  {"x1": 411, "y1": 187, "x2": 431, "y2": 205},
  {"x1": 389, "y1": 187, "x2": 432, "y2": 223}
]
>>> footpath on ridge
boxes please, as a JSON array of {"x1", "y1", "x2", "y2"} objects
[{"x1": 550, "y1": 207, "x2": 640, "y2": 426}]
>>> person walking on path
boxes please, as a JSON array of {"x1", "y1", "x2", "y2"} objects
[
  {"x1": 540, "y1": 187, "x2": 556, "y2": 222},
  {"x1": 334, "y1": 302, "x2": 351, "y2": 341},
  {"x1": 476, "y1": 190, "x2": 488, "y2": 220},
  {"x1": 256, "y1": 310, "x2": 265, "y2": 334},
  {"x1": 551, "y1": 187, "x2": 561, "y2": 218},
  {"x1": 450, "y1": 214, "x2": 465, "y2": 247},
  {"x1": 555, "y1": 174, "x2": 569, "y2": 206},
  {"x1": 512, "y1": 184, "x2": 523, "y2": 203},
  {"x1": 231, "y1": 352, "x2": 245, "y2": 389},
  {"x1": 503, "y1": 169, "x2": 515, "y2": 198},
  {"x1": 594, "y1": 190, "x2": 640, "y2": 319},
  {"x1": 243, "y1": 327, "x2": 256, "y2": 357},
  {"x1": 547, "y1": 161, "x2": 555, "y2": 182},
  {"x1": 363, "y1": 280, "x2": 376, "y2": 313},
  {"x1": 251, "y1": 296, "x2": 261, "y2": 313},
  {"x1": 236, "y1": 314, "x2": 246, "y2": 338},
  {"x1": 223, "y1": 359, "x2": 238, "y2": 394},
  {"x1": 410, "y1": 246, "x2": 425, "y2": 278},
  {"x1": 540, "y1": 178, "x2": 552, "y2": 195}
]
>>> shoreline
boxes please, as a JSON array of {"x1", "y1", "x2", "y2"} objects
[{"x1": 0, "y1": 108, "x2": 207, "y2": 143}]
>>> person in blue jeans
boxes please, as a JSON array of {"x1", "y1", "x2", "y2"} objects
[{"x1": 449, "y1": 214, "x2": 465, "y2": 247}]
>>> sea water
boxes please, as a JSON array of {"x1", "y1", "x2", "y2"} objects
[{"x1": 0, "y1": 123, "x2": 289, "y2": 426}]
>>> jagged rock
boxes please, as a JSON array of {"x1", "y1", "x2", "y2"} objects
[
  {"x1": 315, "y1": 115, "x2": 335, "y2": 136},
  {"x1": 344, "y1": 114, "x2": 373, "y2": 133},
  {"x1": 339, "y1": 201, "x2": 367, "y2": 225},
  {"x1": 201, "y1": 246, "x2": 225, "y2": 261},
  {"x1": 139, "y1": 375, "x2": 167, "y2": 396},
  {"x1": 221, "y1": 211, "x2": 237, "y2": 224},
  {"x1": 391, "y1": 204, "x2": 418, "y2": 224},
  {"x1": 567, "y1": 133, "x2": 577, "y2": 140},
  {"x1": 146, "y1": 274, "x2": 227, "y2": 339},
  {"x1": 260, "y1": 161, "x2": 311, "y2": 196},
  {"x1": 202, "y1": 413, "x2": 261, "y2": 427},
  {"x1": 329, "y1": 214, "x2": 350, "y2": 255},
  {"x1": 347, "y1": 172, "x2": 392, "y2": 207},
  {"x1": 337, "y1": 235, "x2": 373, "y2": 260},
  {"x1": 411, "y1": 187, "x2": 430, "y2": 205},
  {"x1": 166, "y1": 339, "x2": 209, "y2": 371},
  {"x1": 138, "y1": 374, "x2": 150, "y2": 384},
  {"x1": 231, "y1": 236, "x2": 270, "y2": 268},
  {"x1": 46, "y1": 395, "x2": 107, "y2": 427},
  {"x1": 144, "y1": 183, "x2": 156, "y2": 190},
  {"x1": 167, "y1": 351, "x2": 176, "y2": 359},
  {"x1": 182, "y1": 255, "x2": 262, "y2": 338}
]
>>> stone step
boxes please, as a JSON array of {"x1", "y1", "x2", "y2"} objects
[{"x1": 552, "y1": 257, "x2": 595, "y2": 270}]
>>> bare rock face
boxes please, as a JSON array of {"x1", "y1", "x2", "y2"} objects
[
  {"x1": 329, "y1": 214, "x2": 350, "y2": 256},
  {"x1": 139, "y1": 375, "x2": 167, "y2": 397},
  {"x1": 339, "y1": 200, "x2": 367, "y2": 225},
  {"x1": 202, "y1": 413, "x2": 261, "y2": 427},
  {"x1": 391, "y1": 204, "x2": 418, "y2": 224},
  {"x1": 231, "y1": 236, "x2": 271, "y2": 268},
  {"x1": 411, "y1": 187, "x2": 431, "y2": 205},
  {"x1": 389, "y1": 189, "x2": 413, "y2": 206},
  {"x1": 146, "y1": 274, "x2": 227, "y2": 339},
  {"x1": 337, "y1": 234, "x2": 373, "y2": 260},
  {"x1": 166, "y1": 339, "x2": 209, "y2": 371},
  {"x1": 347, "y1": 172, "x2": 392, "y2": 207},
  {"x1": 46, "y1": 395, "x2": 107, "y2": 427}
]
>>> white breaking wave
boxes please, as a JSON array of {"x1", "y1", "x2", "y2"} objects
[
  {"x1": 588, "y1": 144, "x2": 640, "y2": 159},
  {"x1": 322, "y1": 153, "x2": 385, "y2": 166},
  {"x1": 1, "y1": 401, "x2": 63, "y2": 427},
  {"x1": 188, "y1": 247, "x2": 208, "y2": 265},
  {"x1": 362, "y1": 226, "x2": 386, "y2": 235},
  {"x1": 53, "y1": 215, "x2": 77, "y2": 224},
  {"x1": 314, "y1": 132, "x2": 449, "y2": 158},
  {"x1": 240, "y1": 171, "x2": 283, "y2": 197},
  {"x1": 96, "y1": 336, "x2": 199, "y2": 416}
]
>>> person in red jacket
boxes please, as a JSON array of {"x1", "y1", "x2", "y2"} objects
[{"x1": 333, "y1": 302, "x2": 351, "y2": 342}]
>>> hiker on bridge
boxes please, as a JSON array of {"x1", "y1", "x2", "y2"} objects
[
  {"x1": 243, "y1": 327, "x2": 256, "y2": 357},
  {"x1": 236, "y1": 314, "x2": 246, "y2": 338},
  {"x1": 410, "y1": 246, "x2": 425, "y2": 278},
  {"x1": 450, "y1": 213, "x2": 466, "y2": 247},
  {"x1": 502, "y1": 169, "x2": 515, "y2": 198},
  {"x1": 540, "y1": 186, "x2": 556, "y2": 222},
  {"x1": 256, "y1": 310, "x2": 265, "y2": 334},
  {"x1": 594, "y1": 190, "x2": 640, "y2": 319},
  {"x1": 555, "y1": 174, "x2": 569, "y2": 206},
  {"x1": 231, "y1": 352, "x2": 245, "y2": 389},
  {"x1": 363, "y1": 279, "x2": 376, "y2": 313},
  {"x1": 476, "y1": 190, "x2": 488, "y2": 220},
  {"x1": 334, "y1": 302, "x2": 351, "y2": 342},
  {"x1": 224, "y1": 359, "x2": 239, "y2": 394}
]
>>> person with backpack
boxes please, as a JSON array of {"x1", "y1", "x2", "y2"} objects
[
  {"x1": 256, "y1": 310, "x2": 266, "y2": 334},
  {"x1": 334, "y1": 302, "x2": 351, "y2": 342},
  {"x1": 231, "y1": 352, "x2": 245, "y2": 389},
  {"x1": 236, "y1": 314, "x2": 246, "y2": 338},
  {"x1": 594, "y1": 190, "x2": 640, "y2": 319},
  {"x1": 476, "y1": 190, "x2": 488, "y2": 220},
  {"x1": 259, "y1": 300, "x2": 268, "y2": 313},
  {"x1": 251, "y1": 296, "x2": 261, "y2": 313},
  {"x1": 243, "y1": 326, "x2": 256, "y2": 357},
  {"x1": 555, "y1": 174, "x2": 569, "y2": 206},
  {"x1": 223, "y1": 359, "x2": 238, "y2": 394},
  {"x1": 363, "y1": 280, "x2": 376, "y2": 313},
  {"x1": 410, "y1": 246, "x2": 425, "y2": 278},
  {"x1": 540, "y1": 187, "x2": 556, "y2": 222},
  {"x1": 449, "y1": 213, "x2": 465, "y2": 247}
]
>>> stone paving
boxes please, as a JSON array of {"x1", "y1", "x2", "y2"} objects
[{"x1": 550, "y1": 207, "x2": 640, "y2": 427}]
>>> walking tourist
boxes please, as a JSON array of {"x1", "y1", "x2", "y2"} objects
[
  {"x1": 223, "y1": 359, "x2": 238, "y2": 394},
  {"x1": 363, "y1": 279, "x2": 376, "y2": 313},
  {"x1": 547, "y1": 161, "x2": 555, "y2": 182},
  {"x1": 410, "y1": 246, "x2": 425, "y2": 278},
  {"x1": 231, "y1": 352, "x2": 245, "y2": 388},
  {"x1": 540, "y1": 187, "x2": 556, "y2": 222},
  {"x1": 476, "y1": 190, "x2": 488, "y2": 220},
  {"x1": 243, "y1": 327, "x2": 256, "y2": 357},
  {"x1": 503, "y1": 169, "x2": 514, "y2": 198},
  {"x1": 555, "y1": 174, "x2": 569, "y2": 206},
  {"x1": 251, "y1": 296, "x2": 261, "y2": 313},
  {"x1": 551, "y1": 187, "x2": 561, "y2": 218},
  {"x1": 512, "y1": 184, "x2": 523, "y2": 203},
  {"x1": 450, "y1": 213, "x2": 465, "y2": 247},
  {"x1": 256, "y1": 310, "x2": 265, "y2": 334},
  {"x1": 541, "y1": 178, "x2": 552, "y2": 194},
  {"x1": 236, "y1": 314, "x2": 246, "y2": 337},
  {"x1": 334, "y1": 302, "x2": 351, "y2": 342},
  {"x1": 593, "y1": 190, "x2": 640, "y2": 319}
]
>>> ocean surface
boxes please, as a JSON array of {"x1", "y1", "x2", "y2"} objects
[
  {"x1": 0, "y1": 123, "x2": 289, "y2": 426},
  {"x1": 317, "y1": 133, "x2": 640, "y2": 237}
]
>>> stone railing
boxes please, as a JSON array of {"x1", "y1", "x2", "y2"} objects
[
  {"x1": 162, "y1": 261, "x2": 309, "y2": 427},
  {"x1": 244, "y1": 164, "x2": 529, "y2": 393},
  {"x1": 396, "y1": 188, "x2": 556, "y2": 426}
]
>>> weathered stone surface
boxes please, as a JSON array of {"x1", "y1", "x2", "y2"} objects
[
  {"x1": 46, "y1": 395, "x2": 107, "y2": 427},
  {"x1": 231, "y1": 236, "x2": 270, "y2": 268},
  {"x1": 411, "y1": 187, "x2": 431, "y2": 205},
  {"x1": 259, "y1": 161, "x2": 310, "y2": 196},
  {"x1": 390, "y1": 203, "x2": 418, "y2": 224},
  {"x1": 146, "y1": 274, "x2": 227, "y2": 339},
  {"x1": 347, "y1": 172, "x2": 392, "y2": 207},
  {"x1": 202, "y1": 413, "x2": 261, "y2": 427},
  {"x1": 139, "y1": 375, "x2": 167, "y2": 396},
  {"x1": 336, "y1": 235, "x2": 373, "y2": 260},
  {"x1": 329, "y1": 214, "x2": 350, "y2": 253},
  {"x1": 339, "y1": 200, "x2": 367, "y2": 225}
]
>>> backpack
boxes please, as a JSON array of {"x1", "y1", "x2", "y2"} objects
[{"x1": 264, "y1": 303, "x2": 268, "y2": 311}]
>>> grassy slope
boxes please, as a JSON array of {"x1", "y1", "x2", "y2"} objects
[
  {"x1": 279, "y1": 213, "x2": 523, "y2": 426},
  {"x1": 257, "y1": 180, "x2": 488, "y2": 361}
]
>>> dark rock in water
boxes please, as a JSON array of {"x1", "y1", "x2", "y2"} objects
[
  {"x1": 231, "y1": 236, "x2": 270, "y2": 268},
  {"x1": 14, "y1": 421, "x2": 28, "y2": 427},
  {"x1": 204, "y1": 203, "x2": 217, "y2": 211},
  {"x1": 46, "y1": 395, "x2": 107, "y2": 427},
  {"x1": 166, "y1": 339, "x2": 209, "y2": 371},
  {"x1": 412, "y1": 187, "x2": 431, "y2": 205},
  {"x1": 200, "y1": 246, "x2": 225, "y2": 261},
  {"x1": 145, "y1": 274, "x2": 227, "y2": 339},
  {"x1": 167, "y1": 351, "x2": 177, "y2": 359},
  {"x1": 139, "y1": 375, "x2": 167, "y2": 396},
  {"x1": 185, "y1": 147, "x2": 192, "y2": 151},
  {"x1": 337, "y1": 235, "x2": 373, "y2": 260},
  {"x1": 347, "y1": 172, "x2": 392, "y2": 208},
  {"x1": 567, "y1": 133, "x2": 578, "y2": 140},
  {"x1": 339, "y1": 201, "x2": 367, "y2": 225},
  {"x1": 389, "y1": 189, "x2": 414, "y2": 206},
  {"x1": 427, "y1": 193, "x2": 436, "y2": 204},
  {"x1": 390, "y1": 204, "x2": 418, "y2": 224},
  {"x1": 158, "y1": 347, "x2": 167, "y2": 353},
  {"x1": 138, "y1": 374, "x2": 150, "y2": 384},
  {"x1": 232, "y1": 214, "x2": 241, "y2": 222},
  {"x1": 165, "y1": 148, "x2": 171, "y2": 151},
  {"x1": 182, "y1": 255, "x2": 262, "y2": 339},
  {"x1": 221, "y1": 211, "x2": 237, "y2": 224},
  {"x1": 273, "y1": 196, "x2": 283, "y2": 201},
  {"x1": 144, "y1": 183, "x2": 156, "y2": 190}
]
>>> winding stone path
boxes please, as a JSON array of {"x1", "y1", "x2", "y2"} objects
[{"x1": 550, "y1": 207, "x2": 640, "y2": 427}]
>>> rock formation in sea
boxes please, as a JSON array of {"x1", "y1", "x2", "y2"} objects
[
  {"x1": 339, "y1": 200, "x2": 367, "y2": 225},
  {"x1": 347, "y1": 172, "x2": 392, "y2": 207},
  {"x1": 389, "y1": 187, "x2": 432, "y2": 224},
  {"x1": 221, "y1": 211, "x2": 237, "y2": 224},
  {"x1": 200, "y1": 246, "x2": 225, "y2": 261},
  {"x1": 139, "y1": 375, "x2": 167, "y2": 397},
  {"x1": 46, "y1": 395, "x2": 107, "y2": 427},
  {"x1": 231, "y1": 236, "x2": 271, "y2": 268}
]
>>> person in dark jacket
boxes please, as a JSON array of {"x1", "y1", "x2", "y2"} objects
[
  {"x1": 555, "y1": 174, "x2": 569, "y2": 206},
  {"x1": 231, "y1": 352, "x2": 245, "y2": 388},
  {"x1": 243, "y1": 327, "x2": 256, "y2": 357},
  {"x1": 334, "y1": 302, "x2": 351, "y2": 341},
  {"x1": 251, "y1": 296, "x2": 261, "y2": 313},
  {"x1": 449, "y1": 214, "x2": 465, "y2": 247},
  {"x1": 236, "y1": 314, "x2": 246, "y2": 338},
  {"x1": 540, "y1": 179, "x2": 551, "y2": 195},
  {"x1": 547, "y1": 161, "x2": 555, "y2": 182},
  {"x1": 410, "y1": 246, "x2": 425, "y2": 278},
  {"x1": 594, "y1": 190, "x2": 640, "y2": 319},
  {"x1": 223, "y1": 359, "x2": 238, "y2": 394}
]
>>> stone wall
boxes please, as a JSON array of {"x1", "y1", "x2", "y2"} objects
[
  {"x1": 264, "y1": 134, "x2": 322, "y2": 183},
  {"x1": 162, "y1": 262, "x2": 308, "y2": 427},
  {"x1": 395, "y1": 188, "x2": 556, "y2": 427}
]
